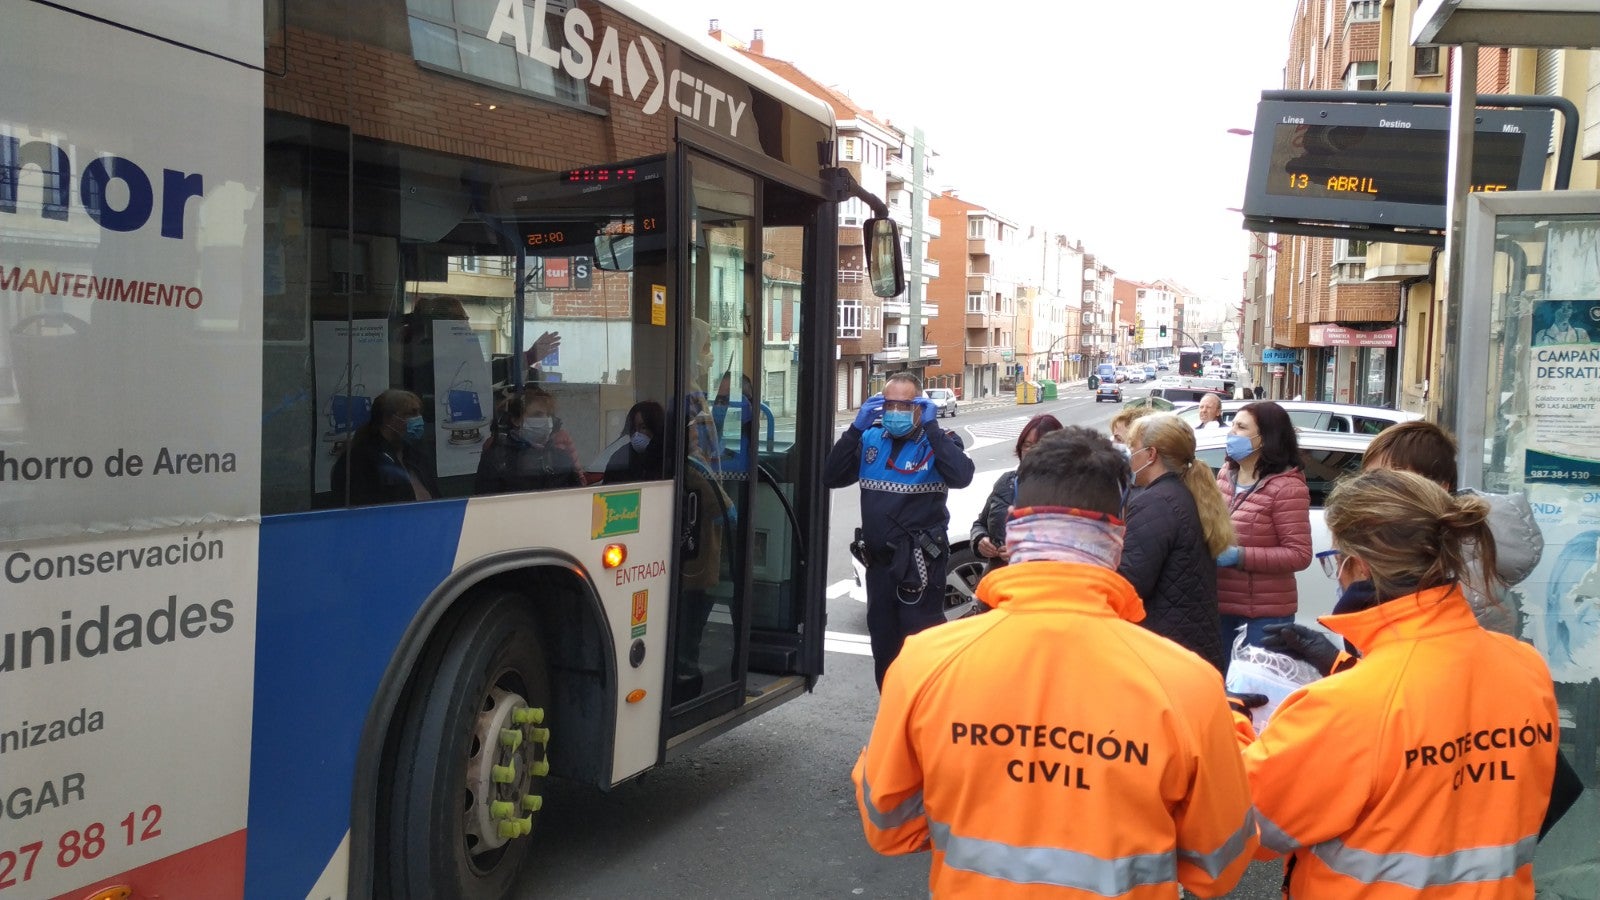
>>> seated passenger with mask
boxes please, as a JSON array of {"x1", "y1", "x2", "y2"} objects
[{"x1": 474, "y1": 387, "x2": 581, "y2": 494}]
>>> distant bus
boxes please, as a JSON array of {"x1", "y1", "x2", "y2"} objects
[{"x1": 0, "y1": 2, "x2": 899, "y2": 898}]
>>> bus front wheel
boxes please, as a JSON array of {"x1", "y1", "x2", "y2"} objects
[{"x1": 384, "y1": 591, "x2": 552, "y2": 900}]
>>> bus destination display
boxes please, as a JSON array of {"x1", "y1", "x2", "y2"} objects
[
  {"x1": 1241, "y1": 98, "x2": 1553, "y2": 235},
  {"x1": 1265, "y1": 122, "x2": 1526, "y2": 207}
]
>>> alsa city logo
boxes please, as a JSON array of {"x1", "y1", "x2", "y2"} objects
[{"x1": 484, "y1": 0, "x2": 749, "y2": 138}]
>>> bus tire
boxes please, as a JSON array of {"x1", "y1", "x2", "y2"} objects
[{"x1": 384, "y1": 590, "x2": 551, "y2": 900}]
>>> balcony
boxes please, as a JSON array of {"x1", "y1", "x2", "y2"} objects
[
  {"x1": 917, "y1": 257, "x2": 940, "y2": 278},
  {"x1": 923, "y1": 215, "x2": 940, "y2": 238},
  {"x1": 968, "y1": 236, "x2": 988, "y2": 257},
  {"x1": 883, "y1": 299, "x2": 940, "y2": 320},
  {"x1": 966, "y1": 310, "x2": 993, "y2": 329},
  {"x1": 886, "y1": 153, "x2": 911, "y2": 184}
]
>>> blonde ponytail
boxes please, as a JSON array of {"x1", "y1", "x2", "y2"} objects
[{"x1": 1129, "y1": 415, "x2": 1236, "y2": 556}]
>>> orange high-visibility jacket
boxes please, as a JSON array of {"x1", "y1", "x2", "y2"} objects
[
  {"x1": 1238, "y1": 585, "x2": 1559, "y2": 898},
  {"x1": 853, "y1": 561, "x2": 1259, "y2": 898}
]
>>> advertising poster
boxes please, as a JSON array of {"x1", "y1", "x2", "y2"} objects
[
  {"x1": 0, "y1": 8, "x2": 262, "y2": 543},
  {"x1": 312, "y1": 320, "x2": 390, "y2": 493},
  {"x1": 1, "y1": 526, "x2": 259, "y2": 895},
  {"x1": 1525, "y1": 299, "x2": 1600, "y2": 485},
  {"x1": 1523, "y1": 490, "x2": 1600, "y2": 684},
  {"x1": 432, "y1": 320, "x2": 493, "y2": 477},
  {"x1": 0, "y1": 3, "x2": 263, "y2": 894}
]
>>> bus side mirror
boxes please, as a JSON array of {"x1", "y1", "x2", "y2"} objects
[{"x1": 863, "y1": 217, "x2": 905, "y2": 299}]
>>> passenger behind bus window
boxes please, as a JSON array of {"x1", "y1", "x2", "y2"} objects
[
  {"x1": 474, "y1": 387, "x2": 581, "y2": 495},
  {"x1": 334, "y1": 389, "x2": 438, "y2": 506},
  {"x1": 604, "y1": 401, "x2": 666, "y2": 484}
]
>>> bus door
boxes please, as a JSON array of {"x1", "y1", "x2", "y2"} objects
[{"x1": 669, "y1": 152, "x2": 825, "y2": 731}]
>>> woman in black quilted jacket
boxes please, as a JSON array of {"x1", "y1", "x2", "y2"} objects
[
  {"x1": 1118, "y1": 413, "x2": 1236, "y2": 673},
  {"x1": 970, "y1": 414, "x2": 1064, "y2": 575}
]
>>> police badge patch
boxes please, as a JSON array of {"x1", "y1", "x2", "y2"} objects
[{"x1": 864, "y1": 444, "x2": 879, "y2": 464}]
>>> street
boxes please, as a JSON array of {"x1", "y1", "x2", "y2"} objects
[{"x1": 516, "y1": 389, "x2": 1286, "y2": 898}]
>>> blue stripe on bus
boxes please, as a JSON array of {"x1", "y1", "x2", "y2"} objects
[{"x1": 244, "y1": 501, "x2": 468, "y2": 899}]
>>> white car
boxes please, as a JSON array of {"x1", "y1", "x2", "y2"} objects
[
  {"x1": 923, "y1": 388, "x2": 959, "y2": 418},
  {"x1": 1176, "y1": 399, "x2": 1421, "y2": 435},
  {"x1": 934, "y1": 429, "x2": 1375, "y2": 630}
]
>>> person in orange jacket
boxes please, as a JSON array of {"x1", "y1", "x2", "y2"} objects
[
  {"x1": 1232, "y1": 468, "x2": 1560, "y2": 898},
  {"x1": 853, "y1": 426, "x2": 1258, "y2": 898}
]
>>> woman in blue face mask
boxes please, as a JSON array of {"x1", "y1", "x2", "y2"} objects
[
  {"x1": 1212, "y1": 401, "x2": 1313, "y2": 656},
  {"x1": 603, "y1": 400, "x2": 667, "y2": 484},
  {"x1": 335, "y1": 388, "x2": 439, "y2": 506}
]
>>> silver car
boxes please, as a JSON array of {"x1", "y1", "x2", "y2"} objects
[{"x1": 923, "y1": 388, "x2": 958, "y2": 418}]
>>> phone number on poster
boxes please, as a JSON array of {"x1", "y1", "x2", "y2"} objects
[{"x1": 0, "y1": 805, "x2": 162, "y2": 891}]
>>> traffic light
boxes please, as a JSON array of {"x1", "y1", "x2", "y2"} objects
[
  {"x1": 1126, "y1": 326, "x2": 1135, "y2": 338},
  {"x1": 1159, "y1": 324, "x2": 1168, "y2": 338}
]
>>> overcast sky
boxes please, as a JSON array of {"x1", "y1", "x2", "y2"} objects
[{"x1": 658, "y1": 1, "x2": 1297, "y2": 317}]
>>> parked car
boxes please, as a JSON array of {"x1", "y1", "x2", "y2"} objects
[
  {"x1": 923, "y1": 387, "x2": 959, "y2": 418},
  {"x1": 1174, "y1": 399, "x2": 1421, "y2": 435},
  {"x1": 918, "y1": 424, "x2": 1373, "y2": 628},
  {"x1": 1095, "y1": 381, "x2": 1124, "y2": 403}
]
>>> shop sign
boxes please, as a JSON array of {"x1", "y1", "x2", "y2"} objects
[
  {"x1": 1261, "y1": 348, "x2": 1299, "y2": 363},
  {"x1": 1308, "y1": 325, "x2": 1398, "y2": 347}
]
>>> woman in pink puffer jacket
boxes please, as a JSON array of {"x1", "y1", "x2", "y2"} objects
[{"x1": 1213, "y1": 401, "x2": 1312, "y2": 653}]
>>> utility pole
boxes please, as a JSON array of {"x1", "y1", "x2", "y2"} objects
[{"x1": 907, "y1": 128, "x2": 926, "y2": 370}]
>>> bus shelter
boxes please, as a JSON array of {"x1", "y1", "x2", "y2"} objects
[{"x1": 1457, "y1": 189, "x2": 1600, "y2": 892}]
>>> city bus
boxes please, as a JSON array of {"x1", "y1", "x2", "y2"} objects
[{"x1": 0, "y1": 2, "x2": 901, "y2": 897}]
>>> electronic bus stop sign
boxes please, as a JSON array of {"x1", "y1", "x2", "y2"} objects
[{"x1": 1240, "y1": 96, "x2": 1554, "y2": 245}]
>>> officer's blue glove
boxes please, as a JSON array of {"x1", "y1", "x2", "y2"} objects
[
  {"x1": 915, "y1": 397, "x2": 938, "y2": 425},
  {"x1": 853, "y1": 395, "x2": 885, "y2": 431},
  {"x1": 1215, "y1": 546, "x2": 1243, "y2": 568}
]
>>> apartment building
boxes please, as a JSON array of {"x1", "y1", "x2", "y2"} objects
[
  {"x1": 719, "y1": 27, "x2": 941, "y2": 410},
  {"x1": 1081, "y1": 255, "x2": 1117, "y2": 369},
  {"x1": 1019, "y1": 229, "x2": 1084, "y2": 383},
  {"x1": 1375, "y1": 2, "x2": 1600, "y2": 418},
  {"x1": 1250, "y1": 0, "x2": 1402, "y2": 406},
  {"x1": 928, "y1": 191, "x2": 1019, "y2": 399}
]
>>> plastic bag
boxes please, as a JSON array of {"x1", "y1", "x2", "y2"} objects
[{"x1": 1224, "y1": 630, "x2": 1322, "y2": 733}]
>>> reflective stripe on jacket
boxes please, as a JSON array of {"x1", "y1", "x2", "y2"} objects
[
  {"x1": 854, "y1": 561, "x2": 1259, "y2": 898},
  {"x1": 1237, "y1": 585, "x2": 1559, "y2": 898}
]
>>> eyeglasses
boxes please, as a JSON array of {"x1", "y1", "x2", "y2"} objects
[{"x1": 1316, "y1": 549, "x2": 1344, "y2": 578}]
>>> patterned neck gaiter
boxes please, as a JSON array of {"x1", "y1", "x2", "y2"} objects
[{"x1": 1005, "y1": 506, "x2": 1126, "y2": 570}]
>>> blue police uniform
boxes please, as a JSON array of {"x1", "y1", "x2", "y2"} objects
[{"x1": 825, "y1": 415, "x2": 974, "y2": 687}]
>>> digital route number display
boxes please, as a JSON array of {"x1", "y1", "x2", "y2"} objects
[
  {"x1": 1241, "y1": 99, "x2": 1553, "y2": 234},
  {"x1": 520, "y1": 217, "x2": 660, "y2": 254}
]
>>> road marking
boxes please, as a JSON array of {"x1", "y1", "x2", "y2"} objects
[
  {"x1": 825, "y1": 631, "x2": 873, "y2": 656},
  {"x1": 826, "y1": 578, "x2": 856, "y2": 599}
]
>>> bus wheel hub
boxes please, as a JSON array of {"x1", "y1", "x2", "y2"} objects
[{"x1": 465, "y1": 685, "x2": 549, "y2": 852}]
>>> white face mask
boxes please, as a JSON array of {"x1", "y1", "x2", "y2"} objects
[
  {"x1": 1130, "y1": 447, "x2": 1158, "y2": 483},
  {"x1": 519, "y1": 416, "x2": 553, "y2": 444}
]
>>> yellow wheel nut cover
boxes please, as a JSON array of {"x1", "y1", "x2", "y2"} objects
[{"x1": 492, "y1": 763, "x2": 516, "y2": 784}]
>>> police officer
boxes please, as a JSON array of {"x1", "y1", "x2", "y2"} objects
[{"x1": 825, "y1": 372, "x2": 974, "y2": 688}]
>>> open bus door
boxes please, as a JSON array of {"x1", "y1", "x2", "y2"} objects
[{"x1": 665, "y1": 149, "x2": 903, "y2": 745}]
